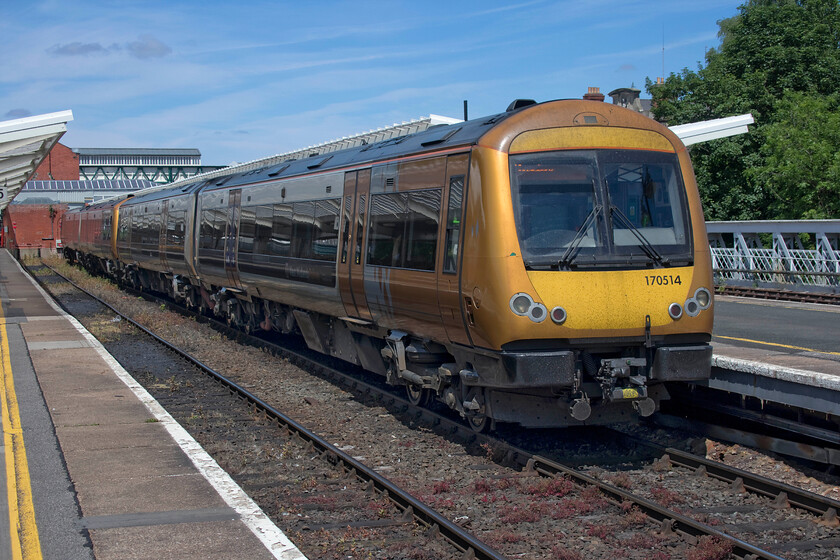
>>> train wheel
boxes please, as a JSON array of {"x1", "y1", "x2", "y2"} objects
[
  {"x1": 405, "y1": 384, "x2": 433, "y2": 407},
  {"x1": 466, "y1": 413, "x2": 492, "y2": 434}
]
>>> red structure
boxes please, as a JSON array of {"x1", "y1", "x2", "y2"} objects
[
  {"x1": 3, "y1": 204, "x2": 69, "y2": 252},
  {"x1": 30, "y1": 142, "x2": 79, "y2": 180}
]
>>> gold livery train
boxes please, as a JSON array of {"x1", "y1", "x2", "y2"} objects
[{"x1": 62, "y1": 99, "x2": 713, "y2": 432}]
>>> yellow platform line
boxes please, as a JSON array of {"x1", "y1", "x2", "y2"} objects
[
  {"x1": 0, "y1": 301, "x2": 43, "y2": 560},
  {"x1": 715, "y1": 334, "x2": 840, "y2": 357}
]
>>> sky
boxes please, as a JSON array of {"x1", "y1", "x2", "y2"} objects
[{"x1": 1, "y1": 0, "x2": 744, "y2": 167}]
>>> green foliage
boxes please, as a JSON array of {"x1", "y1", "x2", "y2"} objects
[
  {"x1": 647, "y1": 0, "x2": 840, "y2": 220},
  {"x1": 751, "y1": 91, "x2": 840, "y2": 218}
]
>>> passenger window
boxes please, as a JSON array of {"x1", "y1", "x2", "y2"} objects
[
  {"x1": 313, "y1": 199, "x2": 340, "y2": 261},
  {"x1": 238, "y1": 207, "x2": 255, "y2": 254},
  {"x1": 292, "y1": 201, "x2": 315, "y2": 259},
  {"x1": 367, "y1": 189, "x2": 441, "y2": 271},
  {"x1": 212, "y1": 210, "x2": 226, "y2": 250},
  {"x1": 251, "y1": 206, "x2": 271, "y2": 254},
  {"x1": 271, "y1": 204, "x2": 292, "y2": 256}
]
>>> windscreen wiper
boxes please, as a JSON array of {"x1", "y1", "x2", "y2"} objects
[
  {"x1": 557, "y1": 205, "x2": 601, "y2": 269},
  {"x1": 609, "y1": 205, "x2": 668, "y2": 266}
]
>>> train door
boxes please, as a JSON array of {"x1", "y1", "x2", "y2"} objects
[
  {"x1": 339, "y1": 170, "x2": 373, "y2": 321},
  {"x1": 223, "y1": 188, "x2": 243, "y2": 290},
  {"x1": 437, "y1": 154, "x2": 472, "y2": 346}
]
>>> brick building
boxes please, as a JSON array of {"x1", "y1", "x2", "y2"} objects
[
  {"x1": 3, "y1": 204, "x2": 68, "y2": 253},
  {"x1": 30, "y1": 142, "x2": 80, "y2": 180}
]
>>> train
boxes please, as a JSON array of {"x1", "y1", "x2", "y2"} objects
[{"x1": 62, "y1": 98, "x2": 714, "y2": 432}]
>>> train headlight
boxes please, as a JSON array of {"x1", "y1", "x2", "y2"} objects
[
  {"x1": 551, "y1": 306, "x2": 567, "y2": 324},
  {"x1": 668, "y1": 302, "x2": 683, "y2": 320},
  {"x1": 695, "y1": 287, "x2": 712, "y2": 309},
  {"x1": 509, "y1": 294, "x2": 548, "y2": 323},
  {"x1": 510, "y1": 293, "x2": 533, "y2": 315},
  {"x1": 684, "y1": 298, "x2": 700, "y2": 317},
  {"x1": 530, "y1": 303, "x2": 547, "y2": 323}
]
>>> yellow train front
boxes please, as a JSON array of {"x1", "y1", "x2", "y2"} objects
[{"x1": 456, "y1": 99, "x2": 713, "y2": 428}]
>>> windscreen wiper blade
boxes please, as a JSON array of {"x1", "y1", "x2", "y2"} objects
[
  {"x1": 609, "y1": 205, "x2": 668, "y2": 265},
  {"x1": 557, "y1": 204, "x2": 602, "y2": 269}
]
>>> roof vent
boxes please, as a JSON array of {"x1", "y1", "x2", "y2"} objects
[{"x1": 506, "y1": 99, "x2": 537, "y2": 112}]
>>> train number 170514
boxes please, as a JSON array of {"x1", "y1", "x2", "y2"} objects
[{"x1": 645, "y1": 274, "x2": 682, "y2": 286}]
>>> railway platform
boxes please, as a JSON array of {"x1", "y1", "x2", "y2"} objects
[
  {"x1": 709, "y1": 296, "x2": 840, "y2": 420},
  {"x1": 0, "y1": 248, "x2": 305, "y2": 560}
]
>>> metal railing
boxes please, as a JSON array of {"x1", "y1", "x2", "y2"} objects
[{"x1": 707, "y1": 220, "x2": 840, "y2": 291}]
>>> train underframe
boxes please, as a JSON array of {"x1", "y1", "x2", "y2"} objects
[{"x1": 66, "y1": 251, "x2": 713, "y2": 432}]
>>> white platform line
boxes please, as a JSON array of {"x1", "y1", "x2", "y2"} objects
[{"x1": 15, "y1": 259, "x2": 307, "y2": 560}]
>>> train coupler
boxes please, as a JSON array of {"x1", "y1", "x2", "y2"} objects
[{"x1": 597, "y1": 357, "x2": 656, "y2": 416}]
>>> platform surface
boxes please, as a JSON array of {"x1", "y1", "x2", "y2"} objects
[
  {"x1": 712, "y1": 296, "x2": 840, "y2": 390},
  {"x1": 0, "y1": 249, "x2": 305, "y2": 560}
]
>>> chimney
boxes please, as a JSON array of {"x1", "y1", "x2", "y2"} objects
[
  {"x1": 583, "y1": 86, "x2": 605, "y2": 102},
  {"x1": 655, "y1": 77, "x2": 665, "y2": 85}
]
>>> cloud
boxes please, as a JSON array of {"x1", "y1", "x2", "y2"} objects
[
  {"x1": 617, "y1": 64, "x2": 637, "y2": 72},
  {"x1": 4, "y1": 109, "x2": 32, "y2": 120},
  {"x1": 46, "y1": 35, "x2": 172, "y2": 59},
  {"x1": 48, "y1": 42, "x2": 108, "y2": 56},
  {"x1": 127, "y1": 35, "x2": 172, "y2": 59}
]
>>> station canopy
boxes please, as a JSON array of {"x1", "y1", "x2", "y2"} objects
[{"x1": 0, "y1": 110, "x2": 74, "y2": 213}]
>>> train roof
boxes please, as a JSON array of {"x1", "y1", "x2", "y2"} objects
[
  {"x1": 198, "y1": 106, "x2": 519, "y2": 192},
  {"x1": 120, "y1": 180, "x2": 206, "y2": 206}
]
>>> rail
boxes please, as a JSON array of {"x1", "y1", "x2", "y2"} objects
[{"x1": 707, "y1": 220, "x2": 840, "y2": 292}]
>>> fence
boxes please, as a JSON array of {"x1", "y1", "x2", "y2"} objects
[{"x1": 706, "y1": 221, "x2": 840, "y2": 292}]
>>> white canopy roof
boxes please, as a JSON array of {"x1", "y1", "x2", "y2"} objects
[
  {"x1": 669, "y1": 113, "x2": 754, "y2": 146},
  {"x1": 0, "y1": 110, "x2": 74, "y2": 212}
]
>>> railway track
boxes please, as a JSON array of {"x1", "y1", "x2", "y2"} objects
[
  {"x1": 32, "y1": 258, "x2": 840, "y2": 559},
  {"x1": 32, "y1": 262, "x2": 504, "y2": 560},
  {"x1": 715, "y1": 285, "x2": 840, "y2": 305}
]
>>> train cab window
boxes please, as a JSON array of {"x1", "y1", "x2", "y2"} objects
[
  {"x1": 510, "y1": 154, "x2": 600, "y2": 261},
  {"x1": 603, "y1": 157, "x2": 689, "y2": 253},
  {"x1": 443, "y1": 175, "x2": 464, "y2": 274},
  {"x1": 510, "y1": 149, "x2": 692, "y2": 269},
  {"x1": 368, "y1": 189, "x2": 441, "y2": 271}
]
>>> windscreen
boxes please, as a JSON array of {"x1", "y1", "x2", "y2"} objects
[{"x1": 510, "y1": 149, "x2": 692, "y2": 269}]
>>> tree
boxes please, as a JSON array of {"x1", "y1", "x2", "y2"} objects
[
  {"x1": 647, "y1": 0, "x2": 840, "y2": 220},
  {"x1": 751, "y1": 91, "x2": 840, "y2": 218}
]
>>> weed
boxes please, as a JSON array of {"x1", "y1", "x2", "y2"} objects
[
  {"x1": 484, "y1": 529, "x2": 522, "y2": 546},
  {"x1": 498, "y1": 504, "x2": 542, "y2": 524},
  {"x1": 650, "y1": 487, "x2": 685, "y2": 508},
  {"x1": 474, "y1": 478, "x2": 494, "y2": 492},
  {"x1": 585, "y1": 523, "x2": 611, "y2": 539},
  {"x1": 551, "y1": 546, "x2": 584, "y2": 560},
  {"x1": 608, "y1": 472, "x2": 633, "y2": 489},
  {"x1": 525, "y1": 476, "x2": 574, "y2": 498},
  {"x1": 686, "y1": 536, "x2": 733, "y2": 560}
]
